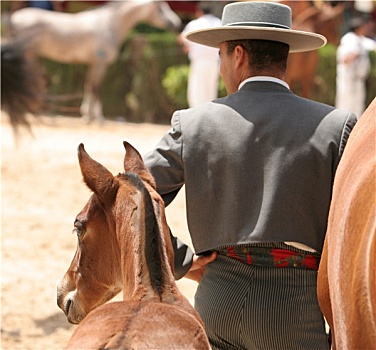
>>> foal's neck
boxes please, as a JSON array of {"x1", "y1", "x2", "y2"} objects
[
  {"x1": 118, "y1": 174, "x2": 204, "y2": 325},
  {"x1": 119, "y1": 176, "x2": 177, "y2": 303}
]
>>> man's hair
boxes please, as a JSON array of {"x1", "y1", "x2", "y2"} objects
[
  {"x1": 201, "y1": 7, "x2": 212, "y2": 15},
  {"x1": 349, "y1": 17, "x2": 366, "y2": 32},
  {"x1": 227, "y1": 39, "x2": 289, "y2": 73}
]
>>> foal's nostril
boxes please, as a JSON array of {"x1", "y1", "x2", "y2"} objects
[
  {"x1": 57, "y1": 291, "x2": 65, "y2": 309},
  {"x1": 65, "y1": 298, "x2": 72, "y2": 316}
]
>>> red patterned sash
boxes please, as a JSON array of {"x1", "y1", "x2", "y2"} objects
[{"x1": 218, "y1": 245, "x2": 320, "y2": 271}]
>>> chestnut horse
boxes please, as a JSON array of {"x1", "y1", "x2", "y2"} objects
[
  {"x1": 57, "y1": 142, "x2": 210, "y2": 349},
  {"x1": 8, "y1": 1, "x2": 181, "y2": 123},
  {"x1": 317, "y1": 98, "x2": 376, "y2": 349},
  {"x1": 283, "y1": 1, "x2": 344, "y2": 98}
]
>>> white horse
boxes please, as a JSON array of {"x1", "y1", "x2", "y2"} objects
[{"x1": 8, "y1": 1, "x2": 181, "y2": 122}]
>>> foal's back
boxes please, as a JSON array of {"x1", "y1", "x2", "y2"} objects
[{"x1": 67, "y1": 301, "x2": 209, "y2": 349}]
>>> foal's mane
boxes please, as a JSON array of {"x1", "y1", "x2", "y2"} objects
[{"x1": 122, "y1": 172, "x2": 164, "y2": 297}]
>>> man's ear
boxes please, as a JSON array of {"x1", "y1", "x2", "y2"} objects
[{"x1": 234, "y1": 45, "x2": 247, "y2": 69}]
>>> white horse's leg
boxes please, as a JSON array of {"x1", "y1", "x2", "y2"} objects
[
  {"x1": 80, "y1": 62, "x2": 107, "y2": 123},
  {"x1": 80, "y1": 90, "x2": 92, "y2": 123}
]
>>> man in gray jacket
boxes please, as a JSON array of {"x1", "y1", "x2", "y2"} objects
[{"x1": 144, "y1": 2, "x2": 357, "y2": 349}]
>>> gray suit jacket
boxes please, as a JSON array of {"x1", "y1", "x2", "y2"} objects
[{"x1": 144, "y1": 81, "x2": 357, "y2": 278}]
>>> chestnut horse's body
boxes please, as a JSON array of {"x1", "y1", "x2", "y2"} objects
[
  {"x1": 8, "y1": 1, "x2": 181, "y2": 122},
  {"x1": 282, "y1": 1, "x2": 344, "y2": 98},
  {"x1": 317, "y1": 98, "x2": 376, "y2": 349},
  {"x1": 57, "y1": 141, "x2": 209, "y2": 349}
]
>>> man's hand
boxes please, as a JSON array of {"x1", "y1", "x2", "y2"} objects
[{"x1": 184, "y1": 251, "x2": 218, "y2": 283}]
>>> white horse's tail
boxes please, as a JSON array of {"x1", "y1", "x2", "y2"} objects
[{"x1": 1, "y1": 37, "x2": 46, "y2": 132}]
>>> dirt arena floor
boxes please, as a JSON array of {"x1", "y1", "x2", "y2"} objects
[{"x1": 1, "y1": 113, "x2": 198, "y2": 349}]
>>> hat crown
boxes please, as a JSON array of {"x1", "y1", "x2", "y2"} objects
[{"x1": 222, "y1": 2, "x2": 292, "y2": 30}]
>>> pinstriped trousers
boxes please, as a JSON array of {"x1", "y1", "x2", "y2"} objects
[{"x1": 195, "y1": 254, "x2": 329, "y2": 350}]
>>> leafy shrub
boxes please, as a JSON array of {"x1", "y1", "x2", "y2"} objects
[
  {"x1": 162, "y1": 65, "x2": 189, "y2": 107},
  {"x1": 162, "y1": 64, "x2": 227, "y2": 107}
]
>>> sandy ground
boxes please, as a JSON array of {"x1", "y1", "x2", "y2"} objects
[{"x1": 1, "y1": 114, "x2": 198, "y2": 349}]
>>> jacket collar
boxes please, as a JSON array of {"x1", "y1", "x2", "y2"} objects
[{"x1": 238, "y1": 76, "x2": 290, "y2": 90}]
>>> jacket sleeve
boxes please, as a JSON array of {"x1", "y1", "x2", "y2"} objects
[
  {"x1": 143, "y1": 111, "x2": 184, "y2": 205},
  {"x1": 170, "y1": 230, "x2": 194, "y2": 280},
  {"x1": 339, "y1": 112, "x2": 358, "y2": 158},
  {"x1": 144, "y1": 111, "x2": 194, "y2": 279}
]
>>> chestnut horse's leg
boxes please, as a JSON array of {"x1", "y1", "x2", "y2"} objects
[{"x1": 317, "y1": 237, "x2": 335, "y2": 349}]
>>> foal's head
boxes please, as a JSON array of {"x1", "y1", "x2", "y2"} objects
[{"x1": 57, "y1": 141, "x2": 168, "y2": 324}]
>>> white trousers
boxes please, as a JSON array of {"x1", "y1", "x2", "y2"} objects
[
  {"x1": 336, "y1": 77, "x2": 366, "y2": 119},
  {"x1": 187, "y1": 60, "x2": 219, "y2": 108}
]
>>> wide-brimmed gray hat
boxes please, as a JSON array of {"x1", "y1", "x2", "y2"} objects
[{"x1": 185, "y1": 1, "x2": 326, "y2": 52}]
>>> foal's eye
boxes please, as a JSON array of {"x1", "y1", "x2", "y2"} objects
[
  {"x1": 73, "y1": 220, "x2": 85, "y2": 238},
  {"x1": 72, "y1": 227, "x2": 83, "y2": 237}
]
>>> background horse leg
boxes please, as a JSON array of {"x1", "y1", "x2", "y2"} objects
[
  {"x1": 300, "y1": 51, "x2": 318, "y2": 98},
  {"x1": 80, "y1": 61, "x2": 107, "y2": 123}
]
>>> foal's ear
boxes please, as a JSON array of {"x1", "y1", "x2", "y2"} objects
[
  {"x1": 78, "y1": 143, "x2": 119, "y2": 205},
  {"x1": 123, "y1": 141, "x2": 156, "y2": 189}
]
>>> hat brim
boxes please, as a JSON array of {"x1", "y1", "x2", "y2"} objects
[{"x1": 185, "y1": 26, "x2": 327, "y2": 53}]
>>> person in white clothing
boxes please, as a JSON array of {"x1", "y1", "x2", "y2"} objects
[
  {"x1": 180, "y1": 5, "x2": 222, "y2": 108},
  {"x1": 336, "y1": 17, "x2": 376, "y2": 118}
]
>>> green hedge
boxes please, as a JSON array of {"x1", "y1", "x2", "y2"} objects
[{"x1": 40, "y1": 34, "x2": 375, "y2": 123}]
